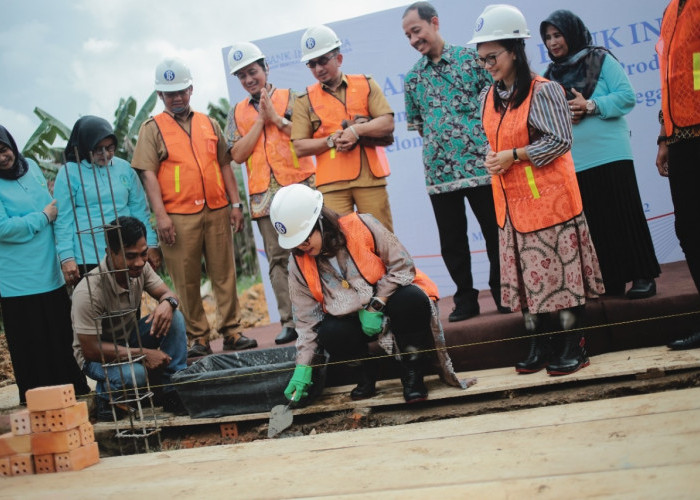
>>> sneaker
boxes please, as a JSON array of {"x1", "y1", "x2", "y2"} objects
[
  {"x1": 223, "y1": 334, "x2": 258, "y2": 350},
  {"x1": 187, "y1": 342, "x2": 212, "y2": 358}
]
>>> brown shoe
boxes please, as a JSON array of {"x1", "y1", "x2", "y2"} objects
[{"x1": 223, "y1": 334, "x2": 258, "y2": 350}]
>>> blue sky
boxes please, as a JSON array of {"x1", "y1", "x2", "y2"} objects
[{"x1": 1, "y1": 0, "x2": 410, "y2": 148}]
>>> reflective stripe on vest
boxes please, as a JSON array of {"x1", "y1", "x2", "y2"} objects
[
  {"x1": 233, "y1": 89, "x2": 315, "y2": 195},
  {"x1": 153, "y1": 112, "x2": 229, "y2": 214},
  {"x1": 307, "y1": 75, "x2": 390, "y2": 187},
  {"x1": 294, "y1": 213, "x2": 438, "y2": 310},
  {"x1": 657, "y1": 0, "x2": 700, "y2": 136},
  {"x1": 482, "y1": 77, "x2": 582, "y2": 233}
]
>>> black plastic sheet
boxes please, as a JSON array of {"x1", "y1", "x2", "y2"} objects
[{"x1": 172, "y1": 346, "x2": 328, "y2": 418}]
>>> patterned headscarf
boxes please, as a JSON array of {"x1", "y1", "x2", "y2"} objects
[{"x1": 540, "y1": 10, "x2": 613, "y2": 99}]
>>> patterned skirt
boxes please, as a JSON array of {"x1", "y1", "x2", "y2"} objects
[{"x1": 500, "y1": 213, "x2": 605, "y2": 314}]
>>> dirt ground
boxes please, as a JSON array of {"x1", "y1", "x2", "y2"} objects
[{"x1": 0, "y1": 283, "x2": 270, "y2": 388}]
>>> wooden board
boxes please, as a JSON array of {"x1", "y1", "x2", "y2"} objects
[
  {"x1": 3, "y1": 387, "x2": 699, "y2": 498},
  {"x1": 93, "y1": 345, "x2": 700, "y2": 430}
]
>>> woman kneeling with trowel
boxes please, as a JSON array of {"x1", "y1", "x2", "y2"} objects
[{"x1": 270, "y1": 184, "x2": 472, "y2": 405}]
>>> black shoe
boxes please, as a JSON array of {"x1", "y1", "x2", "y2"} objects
[
  {"x1": 350, "y1": 361, "x2": 377, "y2": 400},
  {"x1": 547, "y1": 334, "x2": 590, "y2": 376},
  {"x1": 162, "y1": 391, "x2": 188, "y2": 416},
  {"x1": 448, "y1": 301, "x2": 480, "y2": 322},
  {"x1": 515, "y1": 336, "x2": 550, "y2": 374},
  {"x1": 667, "y1": 331, "x2": 700, "y2": 350},
  {"x1": 95, "y1": 398, "x2": 131, "y2": 422},
  {"x1": 626, "y1": 278, "x2": 656, "y2": 299},
  {"x1": 187, "y1": 342, "x2": 211, "y2": 358},
  {"x1": 223, "y1": 334, "x2": 258, "y2": 350},
  {"x1": 275, "y1": 327, "x2": 298, "y2": 345},
  {"x1": 400, "y1": 359, "x2": 428, "y2": 403},
  {"x1": 496, "y1": 304, "x2": 512, "y2": 314}
]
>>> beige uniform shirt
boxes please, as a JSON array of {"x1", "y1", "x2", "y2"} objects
[{"x1": 71, "y1": 258, "x2": 164, "y2": 368}]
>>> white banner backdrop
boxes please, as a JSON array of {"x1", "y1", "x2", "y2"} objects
[{"x1": 222, "y1": 0, "x2": 679, "y2": 322}]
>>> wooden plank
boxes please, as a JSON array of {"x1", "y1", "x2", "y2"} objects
[
  {"x1": 94, "y1": 345, "x2": 700, "y2": 431},
  {"x1": 2, "y1": 388, "x2": 699, "y2": 498}
]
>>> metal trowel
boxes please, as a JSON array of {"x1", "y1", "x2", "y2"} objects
[{"x1": 268, "y1": 402, "x2": 294, "y2": 438}]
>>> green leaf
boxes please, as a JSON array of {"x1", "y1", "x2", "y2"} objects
[{"x1": 129, "y1": 91, "x2": 158, "y2": 138}]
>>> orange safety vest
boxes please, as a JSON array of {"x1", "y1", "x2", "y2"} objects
[
  {"x1": 307, "y1": 75, "x2": 390, "y2": 187},
  {"x1": 233, "y1": 89, "x2": 315, "y2": 195},
  {"x1": 657, "y1": 0, "x2": 700, "y2": 136},
  {"x1": 294, "y1": 213, "x2": 438, "y2": 310},
  {"x1": 482, "y1": 77, "x2": 582, "y2": 233},
  {"x1": 153, "y1": 112, "x2": 229, "y2": 214}
]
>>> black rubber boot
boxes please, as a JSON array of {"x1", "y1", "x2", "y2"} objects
[
  {"x1": 547, "y1": 307, "x2": 589, "y2": 376},
  {"x1": 515, "y1": 336, "x2": 551, "y2": 373},
  {"x1": 400, "y1": 350, "x2": 428, "y2": 403},
  {"x1": 515, "y1": 312, "x2": 550, "y2": 373},
  {"x1": 349, "y1": 361, "x2": 377, "y2": 400}
]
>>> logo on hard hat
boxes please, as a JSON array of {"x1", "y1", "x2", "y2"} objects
[
  {"x1": 164, "y1": 70, "x2": 176, "y2": 81},
  {"x1": 305, "y1": 38, "x2": 316, "y2": 50},
  {"x1": 274, "y1": 222, "x2": 287, "y2": 235},
  {"x1": 475, "y1": 18, "x2": 484, "y2": 32},
  {"x1": 233, "y1": 50, "x2": 243, "y2": 61}
]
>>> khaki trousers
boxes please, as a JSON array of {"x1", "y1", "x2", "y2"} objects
[
  {"x1": 322, "y1": 185, "x2": 394, "y2": 232},
  {"x1": 257, "y1": 216, "x2": 294, "y2": 328},
  {"x1": 160, "y1": 205, "x2": 241, "y2": 343}
]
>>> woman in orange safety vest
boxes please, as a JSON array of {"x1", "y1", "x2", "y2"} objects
[
  {"x1": 469, "y1": 5, "x2": 604, "y2": 376},
  {"x1": 270, "y1": 184, "x2": 470, "y2": 405}
]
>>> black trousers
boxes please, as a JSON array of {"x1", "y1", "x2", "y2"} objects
[
  {"x1": 316, "y1": 285, "x2": 432, "y2": 361},
  {"x1": 1, "y1": 287, "x2": 90, "y2": 404},
  {"x1": 668, "y1": 137, "x2": 700, "y2": 294},
  {"x1": 429, "y1": 185, "x2": 501, "y2": 307}
]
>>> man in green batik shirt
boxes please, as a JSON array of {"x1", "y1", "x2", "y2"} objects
[{"x1": 402, "y1": 1, "x2": 507, "y2": 322}]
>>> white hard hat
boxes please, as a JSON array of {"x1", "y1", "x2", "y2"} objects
[
  {"x1": 270, "y1": 184, "x2": 324, "y2": 249},
  {"x1": 468, "y1": 4, "x2": 531, "y2": 44},
  {"x1": 154, "y1": 58, "x2": 193, "y2": 91},
  {"x1": 300, "y1": 25, "x2": 342, "y2": 63},
  {"x1": 228, "y1": 42, "x2": 266, "y2": 75}
]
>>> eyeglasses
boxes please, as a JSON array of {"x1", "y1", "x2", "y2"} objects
[
  {"x1": 305, "y1": 53, "x2": 337, "y2": 69},
  {"x1": 476, "y1": 49, "x2": 507, "y2": 68},
  {"x1": 92, "y1": 145, "x2": 116, "y2": 155}
]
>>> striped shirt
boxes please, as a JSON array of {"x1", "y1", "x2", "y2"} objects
[{"x1": 479, "y1": 79, "x2": 572, "y2": 166}]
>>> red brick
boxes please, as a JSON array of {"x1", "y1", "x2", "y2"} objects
[
  {"x1": 33, "y1": 454, "x2": 55, "y2": 474},
  {"x1": 31, "y1": 428, "x2": 81, "y2": 455},
  {"x1": 10, "y1": 410, "x2": 31, "y2": 436},
  {"x1": 10, "y1": 453, "x2": 34, "y2": 476},
  {"x1": 54, "y1": 442, "x2": 99, "y2": 472},
  {"x1": 30, "y1": 411, "x2": 49, "y2": 434},
  {"x1": 220, "y1": 422, "x2": 239, "y2": 439},
  {"x1": 46, "y1": 402, "x2": 88, "y2": 432},
  {"x1": 0, "y1": 457, "x2": 10, "y2": 477},
  {"x1": 0, "y1": 433, "x2": 31, "y2": 457},
  {"x1": 25, "y1": 385, "x2": 76, "y2": 411},
  {"x1": 78, "y1": 422, "x2": 95, "y2": 446}
]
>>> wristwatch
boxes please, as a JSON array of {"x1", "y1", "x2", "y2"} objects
[
  {"x1": 279, "y1": 117, "x2": 290, "y2": 128},
  {"x1": 326, "y1": 135, "x2": 335, "y2": 149},
  {"x1": 585, "y1": 99, "x2": 597, "y2": 115},
  {"x1": 368, "y1": 297, "x2": 386, "y2": 312},
  {"x1": 231, "y1": 202, "x2": 243, "y2": 209},
  {"x1": 512, "y1": 148, "x2": 521, "y2": 163},
  {"x1": 161, "y1": 296, "x2": 179, "y2": 310}
]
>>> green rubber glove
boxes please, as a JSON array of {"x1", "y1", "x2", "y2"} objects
[
  {"x1": 358, "y1": 308, "x2": 384, "y2": 337},
  {"x1": 284, "y1": 364, "x2": 313, "y2": 402}
]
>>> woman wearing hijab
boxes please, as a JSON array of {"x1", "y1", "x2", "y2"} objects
[
  {"x1": 470, "y1": 5, "x2": 605, "y2": 375},
  {"x1": 541, "y1": 10, "x2": 660, "y2": 299},
  {"x1": 54, "y1": 116, "x2": 159, "y2": 285},
  {"x1": 0, "y1": 125, "x2": 90, "y2": 403}
]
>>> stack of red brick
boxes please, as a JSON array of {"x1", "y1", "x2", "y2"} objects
[{"x1": 0, "y1": 384, "x2": 99, "y2": 477}]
